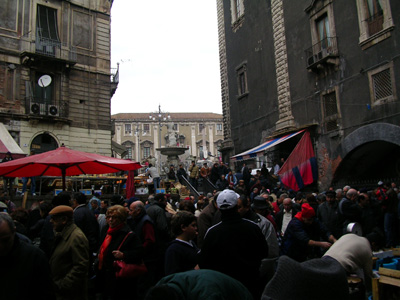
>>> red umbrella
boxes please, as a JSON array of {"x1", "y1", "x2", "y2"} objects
[{"x1": 0, "y1": 145, "x2": 142, "y2": 191}]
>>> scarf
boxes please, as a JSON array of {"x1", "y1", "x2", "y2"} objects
[{"x1": 98, "y1": 223, "x2": 124, "y2": 270}]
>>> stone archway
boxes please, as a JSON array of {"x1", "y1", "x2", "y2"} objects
[
  {"x1": 332, "y1": 123, "x2": 400, "y2": 185},
  {"x1": 30, "y1": 132, "x2": 59, "y2": 154},
  {"x1": 338, "y1": 123, "x2": 400, "y2": 158}
]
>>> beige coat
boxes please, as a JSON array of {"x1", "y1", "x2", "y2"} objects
[{"x1": 189, "y1": 164, "x2": 200, "y2": 178}]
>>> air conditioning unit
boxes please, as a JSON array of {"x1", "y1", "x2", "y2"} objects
[
  {"x1": 307, "y1": 55, "x2": 315, "y2": 66},
  {"x1": 48, "y1": 105, "x2": 59, "y2": 116},
  {"x1": 31, "y1": 103, "x2": 46, "y2": 115},
  {"x1": 31, "y1": 103, "x2": 40, "y2": 114}
]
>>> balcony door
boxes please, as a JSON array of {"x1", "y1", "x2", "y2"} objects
[{"x1": 316, "y1": 14, "x2": 331, "y2": 51}]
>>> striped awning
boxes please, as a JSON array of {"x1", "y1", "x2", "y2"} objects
[
  {"x1": 0, "y1": 122, "x2": 26, "y2": 160},
  {"x1": 230, "y1": 130, "x2": 305, "y2": 161}
]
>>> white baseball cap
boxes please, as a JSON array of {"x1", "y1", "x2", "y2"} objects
[{"x1": 216, "y1": 189, "x2": 239, "y2": 210}]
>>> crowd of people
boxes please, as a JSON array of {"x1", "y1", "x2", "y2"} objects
[{"x1": 1, "y1": 161, "x2": 400, "y2": 300}]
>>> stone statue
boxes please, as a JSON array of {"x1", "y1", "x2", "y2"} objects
[
  {"x1": 147, "y1": 155, "x2": 157, "y2": 166},
  {"x1": 167, "y1": 122, "x2": 177, "y2": 146}
]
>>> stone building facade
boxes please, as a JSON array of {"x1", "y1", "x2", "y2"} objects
[
  {"x1": 112, "y1": 112, "x2": 224, "y2": 166},
  {"x1": 0, "y1": 0, "x2": 117, "y2": 155},
  {"x1": 217, "y1": 0, "x2": 399, "y2": 189}
]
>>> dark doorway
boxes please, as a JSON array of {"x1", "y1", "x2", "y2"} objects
[
  {"x1": 332, "y1": 141, "x2": 400, "y2": 187},
  {"x1": 31, "y1": 133, "x2": 58, "y2": 154}
]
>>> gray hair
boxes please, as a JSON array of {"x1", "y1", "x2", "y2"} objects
[
  {"x1": 0, "y1": 212, "x2": 16, "y2": 233},
  {"x1": 279, "y1": 193, "x2": 288, "y2": 199},
  {"x1": 346, "y1": 189, "x2": 358, "y2": 198}
]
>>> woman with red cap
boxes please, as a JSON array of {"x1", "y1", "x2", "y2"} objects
[{"x1": 281, "y1": 203, "x2": 337, "y2": 262}]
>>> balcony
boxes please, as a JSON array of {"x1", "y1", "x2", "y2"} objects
[
  {"x1": 305, "y1": 37, "x2": 339, "y2": 70},
  {"x1": 20, "y1": 35, "x2": 77, "y2": 67},
  {"x1": 25, "y1": 97, "x2": 69, "y2": 119},
  {"x1": 366, "y1": 12, "x2": 383, "y2": 36},
  {"x1": 111, "y1": 63, "x2": 119, "y2": 97}
]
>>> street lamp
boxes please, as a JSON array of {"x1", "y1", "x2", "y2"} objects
[
  {"x1": 149, "y1": 104, "x2": 170, "y2": 172},
  {"x1": 134, "y1": 125, "x2": 148, "y2": 164}
]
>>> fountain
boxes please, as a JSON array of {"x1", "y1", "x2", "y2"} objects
[{"x1": 156, "y1": 122, "x2": 188, "y2": 174}]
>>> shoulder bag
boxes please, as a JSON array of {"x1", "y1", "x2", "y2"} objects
[{"x1": 113, "y1": 231, "x2": 147, "y2": 279}]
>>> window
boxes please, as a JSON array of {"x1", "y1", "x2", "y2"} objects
[
  {"x1": 230, "y1": 0, "x2": 244, "y2": 31},
  {"x1": 321, "y1": 90, "x2": 340, "y2": 132},
  {"x1": 356, "y1": 0, "x2": 394, "y2": 48},
  {"x1": 306, "y1": 2, "x2": 338, "y2": 68},
  {"x1": 216, "y1": 141, "x2": 223, "y2": 159},
  {"x1": 143, "y1": 147, "x2": 150, "y2": 159},
  {"x1": 143, "y1": 124, "x2": 150, "y2": 134},
  {"x1": 36, "y1": 5, "x2": 59, "y2": 41},
  {"x1": 124, "y1": 124, "x2": 132, "y2": 135},
  {"x1": 122, "y1": 141, "x2": 133, "y2": 159},
  {"x1": 234, "y1": 0, "x2": 243, "y2": 19},
  {"x1": 5, "y1": 68, "x2": 15, "y2": 101},
  {"x1": 368, "y1": 62, "x2": 396, "y2": 105},
  {"x1": 216, "y1": 123, "x2": 223, "y2": 135},
  {"x1": 365, "y1": 0, "x2": 383, "y2": 35},
  {"x1": 316, "y1": 14, "x2": 331, "y2": 51},
  {"x1": 199, "y1": 146, "x2": 204, "y2": 159},
  {"x1": 36, "y1": 5, "x2": 60, "y2": 55},
  {"x1": 236, "y1": 64, "x2": 248, "y2": 98},
  {"x1": 199, "y1": 124, "x2": 205, "y2": 134},
  {"x1": 173, "y1": 123, "x2": 178, "y2": 131}
]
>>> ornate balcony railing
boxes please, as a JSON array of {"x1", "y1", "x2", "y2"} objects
[
  {"x1": 111, "y1": 63, "x2": 119, "y2": 96},
  {"x1": 20, "y1": 35, "x2": 77, "y2": 63},
  {"x1": 305, "y1": 36, "x2": 339, "y2": 68}
]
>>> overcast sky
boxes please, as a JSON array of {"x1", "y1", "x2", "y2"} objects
[{"x1": 110, "y1": 1, "x2": 223, "y2": 115}]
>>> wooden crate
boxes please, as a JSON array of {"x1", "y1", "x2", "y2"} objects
[{"x1": 373, "y1": 267, "x2": 400, "y2": 300}]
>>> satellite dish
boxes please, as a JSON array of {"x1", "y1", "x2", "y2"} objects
[{"x1": 38, "y1": 75, "x2": 52, "y2": 87}]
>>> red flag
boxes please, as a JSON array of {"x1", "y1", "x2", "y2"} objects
[{"x1": 278, "y1": 131, "x2": 317, "y2": 191}]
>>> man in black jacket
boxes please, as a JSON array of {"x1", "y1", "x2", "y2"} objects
[
  {"x1": 198, "y1": 189, "x2": 269, "y2": 299},
  {"x1": 0, "y1": 213, "x2": 55, "y2": 300},
  {"x1": 338, "y1": 188, "x2": 362, "y2": 234},
  {"x1": 176, "y1": 164, "x2": 187, "y2": 185},
  {"x1": 72, "y1": 192, "x2": 99, "y2": 258}
]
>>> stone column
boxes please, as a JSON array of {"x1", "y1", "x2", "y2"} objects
[
  {"x1": 271, "y1": 0, "x2": 295, "y2": 131},
  {"x1": 216, "y1": 0, "x2": 231, "y2": 140}
]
